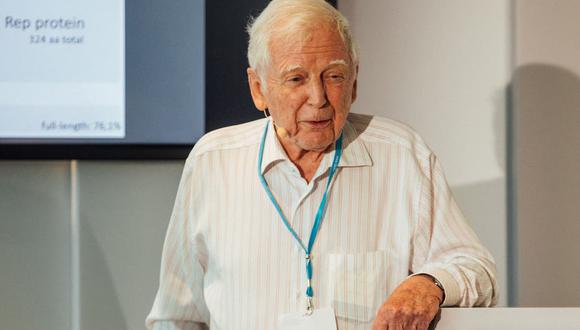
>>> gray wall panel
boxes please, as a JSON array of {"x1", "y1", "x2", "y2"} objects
[
  {"x1": 77, "y1": 161, "x2": 184, "y2": 330},
  {"x1": 0, "y1": 161, "x2": 71, "y2": 330}
]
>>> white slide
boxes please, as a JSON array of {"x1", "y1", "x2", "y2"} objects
[{"x1": 0, "y1": 0, "x2": 125, "y2": 138}]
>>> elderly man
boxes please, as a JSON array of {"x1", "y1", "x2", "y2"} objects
[{"x1": 146, "y1": 0, "x2": 498, "y2": 329}]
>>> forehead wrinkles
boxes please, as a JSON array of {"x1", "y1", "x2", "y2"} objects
[
  {"x1": 268, "y1": 27, "x2": 351, "y2": 77},
  {"x1": 279, "y1": 33, "x2": 347, "y2": 54},
  {"x1": 269, "y1": 22, "x2": 347, "y2": 57}
]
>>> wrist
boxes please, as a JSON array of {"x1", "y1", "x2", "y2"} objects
[{"x1": 415, "y1": 273, "x2": 445, "y2": 305}]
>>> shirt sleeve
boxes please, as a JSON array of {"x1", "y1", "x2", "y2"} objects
[
  {"x1": 146, "y1": 157, "x2": 210, "y2": 329},
  {"x1": 411, "y1": 153, "x2": 499, "y2": 307}
]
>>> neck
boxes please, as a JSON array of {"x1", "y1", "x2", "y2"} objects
[{"x1": 278, "y1": 137, "x2": 328, "y2": 184}]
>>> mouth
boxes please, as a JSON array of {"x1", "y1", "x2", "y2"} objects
[{"x1": 301, "y1": 119, "x2": 332, "y2": 129}]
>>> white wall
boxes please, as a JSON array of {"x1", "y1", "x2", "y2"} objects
[
  {"x1": 514, "y1": 0, "x2": 580, "y2": 306},
  {"x1": 339, "y1": 0, "x2": 511, "y2": 306}
]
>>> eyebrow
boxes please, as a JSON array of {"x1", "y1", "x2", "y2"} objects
[
  {"x1": 279, "y1": 59, "x2": 349, "y2": 76},
  {"x1": 280, "y1": 64, "x2": 303, "y2": 76},
  {"x1": 328, "y1": 59, "x2": 348, "y2": 66}
]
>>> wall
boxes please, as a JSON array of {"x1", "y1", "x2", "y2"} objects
[
  {"x1": 0, "y1": 161, "x2": 184, "y2": 330},
  {"x1": 0, "y1": 162, "x2": 71, "y2": 329},
  {"x1": 339, "y1": 0, "x2": 511, "y2": 306},
  {"x1": 514, "y1": 0, "x2": 580, "y2": 306}
]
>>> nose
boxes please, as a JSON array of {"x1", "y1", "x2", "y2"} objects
[{"x1": 307, "y1": 78, "x2": 329, "y2": 109}]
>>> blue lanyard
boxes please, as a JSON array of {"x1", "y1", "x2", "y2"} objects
[{"x1": 257, "y1": 120, "x2": 343, "y2": 314}]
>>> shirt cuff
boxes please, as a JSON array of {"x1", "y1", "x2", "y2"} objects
[
  {"x1": 411, "y1": 268, "x2": 461, "y2": 307},
  {"x1": 148, "y1": 321, "x2": 207, "y2": 330}
]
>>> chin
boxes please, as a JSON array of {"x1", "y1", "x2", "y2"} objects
[
  {"x1": 296, "y1": 128, "x2": 338, "y2": 150},
  {"x1": 298, "y1": 137, "x2": 334, "y2": 152}
]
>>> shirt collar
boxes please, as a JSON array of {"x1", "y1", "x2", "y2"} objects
[
  {"x1": 260, "y1": 119, "x2": 288, "y2": 175},
  {"x1": 259, "y1": 118, "x2": 373, "y2": 175},
  {"x1": 339, "y1": 120, "x2": 373, "y2": 168}
]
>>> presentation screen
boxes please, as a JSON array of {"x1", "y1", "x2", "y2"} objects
[
  {"x1": 1, "y1": 0, "x2": 125, "y2": 139},
  {"x1": 0, "y1": 0, "x2": 205, "y2": 158}
]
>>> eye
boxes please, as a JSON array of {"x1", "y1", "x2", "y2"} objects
[
  {"x1": 285, "y1": 75, "x2": 304, "y2": 86},
  {"x1": 325, "y1": 72, "x2": 345, "y2": 82}
]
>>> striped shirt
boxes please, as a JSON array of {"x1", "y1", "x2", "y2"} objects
[{"x1": 146, "y1": 113, "x2": 498, "y2": 330}]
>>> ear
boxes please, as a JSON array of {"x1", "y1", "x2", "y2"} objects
[
  {"x1": 247, "y1": 68, "x2": 267, "y2": 111},
  {"x1": 351, "y1": 64, "x2": 359, "y2": 103}
]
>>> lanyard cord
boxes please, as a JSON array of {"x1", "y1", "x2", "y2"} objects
[{"x1": 257, "y1": 120, "x2": 343, "y2": 314}]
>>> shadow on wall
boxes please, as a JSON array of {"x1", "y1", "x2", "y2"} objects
[
  {"x1": 513, "y1": 64, "x2": 580, "y2": 307},
  {"x1": 81, "y1": 222, "x2": 127, "y2": 329},
  {"x1": 453, "y1": 64, "x2": 580, "y2": 307},
  {"x1": 451, "y1": 83, "x2": 508, "y2": 306}
]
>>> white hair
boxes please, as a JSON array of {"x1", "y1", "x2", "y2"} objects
[{"x1": 246, "y1": 0, "x2": 358, "y2": 82}]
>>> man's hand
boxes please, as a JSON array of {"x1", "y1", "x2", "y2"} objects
[{"x1": 372, "y1": 275, "x2": 443, "y2": 330}]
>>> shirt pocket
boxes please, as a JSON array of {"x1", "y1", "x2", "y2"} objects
[{"x1": 327, "y1": 251, "x2": 390, "y2": 323}]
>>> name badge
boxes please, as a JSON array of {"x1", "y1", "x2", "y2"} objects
[{"x1": 279, "y1": 307, "x2": 337, "y2": 330}]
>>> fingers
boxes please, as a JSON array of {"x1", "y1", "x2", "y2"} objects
[
  {"x1": 410, "y1": 318, "x2": 431, "y2": 330},
  {"x1": 371, "y1": 275, "x2": 443, "y2": 329},
  {"x1": 372, "y1": 319, "x2": 430, "y2": 330},
  {"x1": 371, "y1": 275, "x2": 442, "y2": 329},
  {"x1": 372, "y1": 295, "x2": 438, "y2": 330}
]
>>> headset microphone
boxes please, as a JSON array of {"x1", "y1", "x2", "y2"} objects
[
  {"x1": 264, "y1": 108, "x2": 290, "y2": 139},
  {"x1": 275, "y1": 125, "x2": 289, "y2": 139}
]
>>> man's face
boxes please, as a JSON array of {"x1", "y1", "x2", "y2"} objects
[{"x1": 248, "y1": 25, "x2": 357, "y2": 153}]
